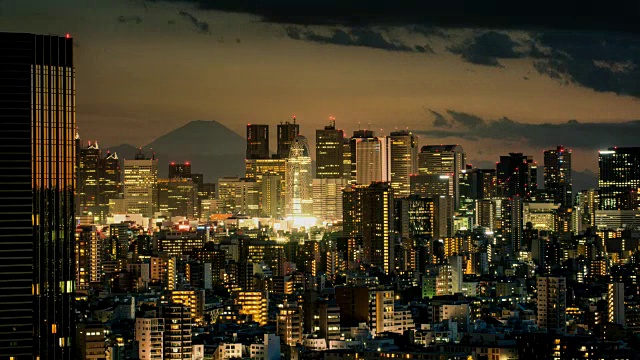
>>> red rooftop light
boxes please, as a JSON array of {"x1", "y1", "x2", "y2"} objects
[{"x1": 65, "y1": 33, "x2": 71, "y2": 39}]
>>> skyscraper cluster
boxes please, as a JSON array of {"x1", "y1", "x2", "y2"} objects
[{"x1": 3, "y1": 31, "x2": 640, "y2": 360}]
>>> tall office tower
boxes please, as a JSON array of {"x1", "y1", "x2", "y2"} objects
[
  {"x1": 475, "y1": 199, "x2": 495, "y2": 229},
  {"x1": 217, "y1": 177, "x2": 241, "y2": 214},
  {"x1": 395, "y1": 195, "x2": 435, "y2": 240},
  {"x1": 434, "y1": 195, "x2": 455, "y2": 239},
  {"x1": 316, "y1": 119, "x2": 345, "y2": 179},
  {"x1": 342, "y1": 185, "x2": 366, "y2": 239},
  {"x1": 245, "y1": 158, "x2": 287, "y2": 217},
  {"x1": 75, "y1": 225, "x2": 102, "y2": 291},
  {"x1": 135, "y1": 317, "x2": 164, "y2": 360},
  {"x1": 460, "y1": 168, "x2": 497, "y2": 201},
  {"x1": 195, "y1": 181, "x2": 216, "y2": 220},
  {"x1": 342, "y1": 137, "x2": 352, "y2": 179},
  {"x1": 159, "y1": 303, "x2": 192, "y2": 358},
  {"x1": 312, "y1": 178, "x2": 348, "y2": 222},
  {"x1": 99, "y1": 151, "x2": 121, "y2": 210},
  {"x1": 285, "y1": 136, "x2": 313, "y2": 217},
  {"x1": 598, "y1": 147, "x2": 640, "y2": 210},
  {"x1": 350, "y1": 130, "x2": 390, "y2": 185},
  {"x1": 388, "y1": 130, "x2": 419, "y2": 198},
  {"x1": 505, "y1": 196, "x2": 524, "y2": 256},
  {"x1": 608, "y1": 282, "x2": 625, "y2": 325},
  {"x1": 536, "y1": 276, "x2": 567, "y2": 333},
  {"x1": 496, "y1": 153, "x2": 538, "y2": 201},
  {"x1": 578, "y1": 189, "x2": 599, "y2": 228},
  {"x1": 77, "y1": 141, "x2": 101, "y2": 215},
  {"x1": 168, "y1": 161, "x2": 192, "y2": 179},
  {"x1": 418, "y1": 145, "x2": 466, "y2": 207},
  {"x1": 277, "y1": 117, "x2": 300, "y2": 158},
  {"x1": 261, "y1": 173, "x2": 282, "y2": 218},
  {"x1": 363, "y1": 183, "x2": 395, "y2": 274},
  {"x1": 234, "y1": 178, "x2": 261, "y2": 217},
  {"x1": 157, "y1": 178, "x2": 197, "y2": 218},
  {"x1": 124, "y1": 150, "x2": 159, "y2": 217},
  {"x1": 0, "y1": 32, "x2": 76, "y2": 358},
  {"x1": 544, "y1": 146, "x2": 573, "y2": 207},
  {"x1": 247, "y1": 124, "x2": 270, "y2": 159},
  {"x1": 410, "y1": 174, "x2": 454, "y2": 198}
]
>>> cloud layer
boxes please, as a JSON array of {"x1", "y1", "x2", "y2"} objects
[
  {"x1": 422, "y1": 110, "x2": 640, "y2": 149},
  {"x1": 284, "y1": 26, "x2": 430, "y2": 53}
]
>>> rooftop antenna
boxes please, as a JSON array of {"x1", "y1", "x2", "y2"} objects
[{"x1": 292, "y1": 114, "x2": 296, "y2": 124}]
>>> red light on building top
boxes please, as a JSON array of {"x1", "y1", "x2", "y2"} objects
[
  {"x1": 170, "y1": 162, "x2": 175, "y2": 165},
  {"x1": 185, "y1": 161, "x2": 190, "y2": 165},
  {"x1": 65, "y1": 33, "x2": 71, "y2": 39}
]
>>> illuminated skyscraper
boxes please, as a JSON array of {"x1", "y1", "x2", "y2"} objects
[
  {"x1": 350, "y1": 130, "x2": 390, "y2": 185},
  {"x1": 418, "y1": 145, "x2": 465, "y2": 207},
  {"x1": 77, "y1": 140, "x2": 101, "y2": 216},
  {"x1": 316, "y1": 119, "x2": 345, "y2": 179},
  {"x1": 285, "y1": 136, "x2": 313, "y2": 217},
  {"x1": 99, "y1": 151, "x2": 121, "y2": 213},
  {"x1": 598, "y1": 147, "x2": 640, "y2": 210},
  {"x1": 544, "y1": 146, "x2": 572, "y2": 207},
  {"x1": 245, "y1": 158, "x2": 287, "y2": 217},
  {"x1": 387, "y1": 130, "x2": 418, "y2": 198},
  {"x1": 313, "y1": 178, "x2": 348, "y2": 222},
  {"x1": 0, "y1": 31, "x2": 76, "y2": 358},
  {"x1": 124, "y1": 150, "x2": 159, "y2": 217},
  {"x1": 277, "y1": 117, "x2": 299, "y2": 158},
  {"x1": 246, "y1": 124, "x2": 270, "y2": 159}
]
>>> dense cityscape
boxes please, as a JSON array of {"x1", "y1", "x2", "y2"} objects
[{"x1": 3, "y1": 28, "x2": 640, "y2": 360}]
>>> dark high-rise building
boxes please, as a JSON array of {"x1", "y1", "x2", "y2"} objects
[
  {"x1": 0, "y1": 32, "x2": 76, "y2": 358},
  {"x1": 246, "y1": 124, "x2": 270, "y2": 159},
  {"x1": 315, "y1": 119, "x2": 345, "y2": 179},
  {"x1": 496, "y1": 153, "x2": 538, "y2": 201},
  {"x1": 342, "y1": 183, "x2": 395, "y2": 274},
  {"x1": 98, "y1": 151, "x2": 121, "y2": 217},
  {"x1": 277, "y1": 117, "x2": 299, "y2": 158},
  {"x1": 77, "y1": 141, "x2": 101, "y2": 215},
  {"x1": 169, "y1": 161, "x2": 192, "y2": 179},
  {"x1": 598, "y1": 147, "x2": 640, "y2": 210},
  {"x1": 395, "y1": 195, "x2": 435, "y2": 241},
  {"x1": 544, "y1": 146, "x2": 572, "y2": 207}
]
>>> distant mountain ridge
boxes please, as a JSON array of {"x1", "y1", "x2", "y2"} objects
[{"x1": 106, "y1": 120, "x2": 246, "y2": 183}]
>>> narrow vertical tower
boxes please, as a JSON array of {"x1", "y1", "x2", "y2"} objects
[{"x1": 0, "y1": 32, "x2": 76, "y2": 358}]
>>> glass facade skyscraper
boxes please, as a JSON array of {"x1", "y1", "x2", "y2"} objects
[
  {"x1": 0, "y1": 32, "x2": 76, "y2": 358},
  {"x1": 598, "y1": 147, "x2": 640, "y2": 210}
]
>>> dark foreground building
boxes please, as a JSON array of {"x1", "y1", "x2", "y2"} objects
[{"x1": 0, "y1": 32, "x2": 76, "y2": 359}]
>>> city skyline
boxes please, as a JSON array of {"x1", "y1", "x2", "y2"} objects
[{"x1": 2, "y1": 0, "x2": 640, "y2": 173}]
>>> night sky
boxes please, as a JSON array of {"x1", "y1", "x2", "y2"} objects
[{"x1": 3, "y1": 0, "x2": 640, "y2": 173}]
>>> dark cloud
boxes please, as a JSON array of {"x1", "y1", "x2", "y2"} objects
[
  {"x1": 420, "y1": 110, "x2": 640, "y2": 149},
  {"x1": 430, "y1": 110, "x2": 450, "y2": 128},
  {"x1": 178, "y1": 10, "x2": 210, "y2": 34},
  {"x1": 532, "y1": 31, "x2": 640, "y2": 97},
  {"x1": 117, "y1": 15, "x2": 143, "y2": 24},
  {"x1": 284, "y1": 26, "x2": 427, "y2": 53},
  {"x1": 430, "y1": 110, "x2": 485, "y2": 128},
  {"x1": 449, "y1": 31, "x2": 525, "y2": 67},
  {"x1": 414, "y1": 44, "x2": 435, "y2": 54},
  {"x1": 148, "y1": 0, "x2": 640, "y2": 33}
]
